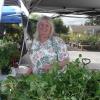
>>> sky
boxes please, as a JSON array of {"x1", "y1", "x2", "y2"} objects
[
  {"x1": 31, "y1": 13, "x2": 88, "y2": 26},
  {"x1": 61, "y1": 16, "x2": 88, "y2": 26}
]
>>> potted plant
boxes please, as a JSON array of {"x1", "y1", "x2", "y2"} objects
[{"x1": 0, "y1": 42, "x2": 20, "y2": 75}]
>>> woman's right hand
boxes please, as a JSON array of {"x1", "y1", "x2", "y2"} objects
[
  {"x1": 26, "y1": 67, "x2": 33, "y2": 75},
  {"x1": 41, "y1": 64, "x2": 52, "y2": 72}
]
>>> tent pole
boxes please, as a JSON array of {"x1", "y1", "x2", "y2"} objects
[
  {"x1": 0, "y1": 0, "x2": 4, "y2": 22},
  {"x1": 18, "y1": 15, "x2": 29, "y2": 65}
]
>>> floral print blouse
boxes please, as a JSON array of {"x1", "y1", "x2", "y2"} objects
[{"x1": 28, "y1": 36, "x2": 69, "y2": 73}]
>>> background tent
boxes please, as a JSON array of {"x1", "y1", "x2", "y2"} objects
[
  {"x1": 0, "y1": 0, "x2": 29, "y2": 39},
  {"x1": 0, "y1": 0, "x2": 29, "y2": 24},
  {"x1": 1, "y1": 6, "x2": 22, "y2": 23}
]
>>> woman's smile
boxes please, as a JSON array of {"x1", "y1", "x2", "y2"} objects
[{"x1": 38, "y1": 20, "x2": 51, "y2": 42}]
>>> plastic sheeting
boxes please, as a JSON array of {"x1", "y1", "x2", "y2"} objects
[
  {"x1": 1, "y1": 6, "x2": 22, "y2": 23},
  {"x1": 0, "y1": 0, "x2": 29, "y2": 23}
]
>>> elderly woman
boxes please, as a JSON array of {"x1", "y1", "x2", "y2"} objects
[{"x1": 20, "y1": 16, "x2": 69, "y2": 74}]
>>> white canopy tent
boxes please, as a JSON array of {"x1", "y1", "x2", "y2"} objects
[
  {"x1": 21, "y1": 0, "x2": 100, "y2": 16},
  {"x1": 3, "y1": 0, "x2": 100, "y2": 16}
]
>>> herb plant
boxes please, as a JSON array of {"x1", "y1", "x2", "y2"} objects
[{"x1": 0, "y1": 56, "x2": 100, "y2": 100}]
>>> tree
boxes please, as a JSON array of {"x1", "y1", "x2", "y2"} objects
[
  {"x1": 27, "y1": 14, "x2": 40, "y2": 38},
  {"x1": 85, "y1": 16, "x2": 100, "y2": 25},
  {"x1": 53, "y1": 18, "x2": 68, "y2": 34}
]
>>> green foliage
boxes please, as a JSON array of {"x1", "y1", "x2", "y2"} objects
[
  {"x1": 68, "y1": 33, "x2": 80, "y2": 42},
  {"x1": 27, "y1": 19, "x2": 37, "y2": 39},
  {"x1": 0, "y1": 40, "x2": 20, "y2": 69},
  {"x1": 53, "y1": 18, "x2": 68, "y2": 34},
  {"x1": 68, "y1": 33, "x2": 90, "y2": 42},
  {"x1": 1, "y1": 24, "x2": 22, "y2": 43},
  {"x1": 0, "y1": 24, "x2": 21, "y2": 73},
  {"x1": 76, "y1": 35, "x2": 100, "y2": 51},
  {"x1": 60, "y1": 34, "x2": 69, "y2": 42},
  {"x1": 0, "y1": 56, "x2": 100, "y2": 100},
  {"x1": 69, "y1": 33, "x2": 100, "y2": 45},
  {"x1": 85, "y1": 17, "x2": 100, "y2": 25}
]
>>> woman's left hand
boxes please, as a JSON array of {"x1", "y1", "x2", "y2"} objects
[{"x1": 59, "y1": 58, "x2": 69, "y2": 69}]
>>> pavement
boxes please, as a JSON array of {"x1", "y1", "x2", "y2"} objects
[
  {"x1": 0, "y1": 74, "x2": 7, "y2": 81},
  {"x1": 68, "y1": 51, "x2": 100, "y2": 70}
]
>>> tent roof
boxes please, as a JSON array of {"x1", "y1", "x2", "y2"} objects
[
  {"x1": 3, "y1": 0, "x2": 100, "y2": 16},
  {"x1": 27, "y1": 0, "x2": 100, "y2": 9},
  {"x1": 22, "y1": 0, "x2": 100, "y2": 16},
  {"x1": 2, "y1": 0, "x2": 100, "y2": 23}
]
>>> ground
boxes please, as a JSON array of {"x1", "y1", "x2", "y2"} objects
[{"x1": 68, "y1": 51, "x2": 100, "y2": 70}]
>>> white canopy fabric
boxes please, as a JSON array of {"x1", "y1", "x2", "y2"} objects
[
  {"x1": 0, "y1": 0, "x2": 4, "y2": 21},
  {"x1": 3, "y1": 0, "x2": 100, "y2": 16},
  {"x1": 21, "y1": 0, "x2": 100, "y2": 16}
]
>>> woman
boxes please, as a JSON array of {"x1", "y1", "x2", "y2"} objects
[{"x1": 20, "y1": 16, "x2": 69, "y2": 74}]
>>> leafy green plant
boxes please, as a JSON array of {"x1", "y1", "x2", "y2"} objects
[
  {"x1": 0, "y1": 56, "x2": 100, "y2": 100},
  {"x1": 0, "y1": 41, "x2": 20, "y2": 74}
]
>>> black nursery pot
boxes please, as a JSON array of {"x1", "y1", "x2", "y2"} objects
[
  {"x1": 1, "y1": 66, "x2": 10, "y2": 75},
  {"x1": 0, "y1": 94, "x2": 8, "y2": 100}
]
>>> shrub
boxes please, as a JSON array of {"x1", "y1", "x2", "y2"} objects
[
  {"x1": 0, "y1": 56, "x2": 100, "y2": 99},
  {"x1": 0, "y1": 41, "x2": 20, "y2": 74}
]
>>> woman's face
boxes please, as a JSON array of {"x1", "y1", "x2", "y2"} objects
[{"x1": 38, "y1": 19, "x2": 51, "y2": 42}]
